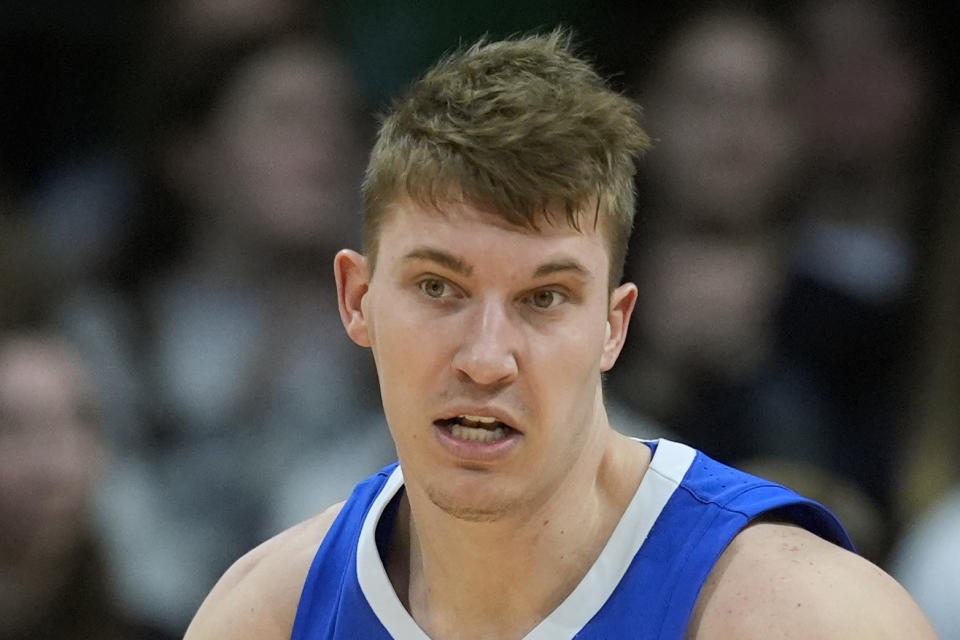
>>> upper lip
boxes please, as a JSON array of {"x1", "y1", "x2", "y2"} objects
[{"x1": 434, "y1": 406, "x2": 522, "y2": 432}]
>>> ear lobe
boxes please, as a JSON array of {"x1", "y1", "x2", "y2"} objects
[
  {"x1": 334, "y1": 249, "x2": 372, "y2": 347},
  {"x1": 600, "y1": 282, "x2": 638, "y2": 372}
]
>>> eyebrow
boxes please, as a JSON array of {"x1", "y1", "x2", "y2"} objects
[
  {"x1": 403, "y1": 247, "x2": 473, "y2": 276},
  {"x1": 532, "y1": 259, "x2": 591, "y2": 280},
  {"x1": 403, "y1": 247, "x2": 591, "y2": 281}
]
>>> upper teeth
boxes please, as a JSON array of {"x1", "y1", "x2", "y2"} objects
[{"x1": 459, "y1": 415, "x2": 498, "y2": 424}]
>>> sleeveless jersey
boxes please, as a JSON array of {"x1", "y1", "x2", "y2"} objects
[{"x1": 291, "y1": 439, "x2": 854, "y2": 639}]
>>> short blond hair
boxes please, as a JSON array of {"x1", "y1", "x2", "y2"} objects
[{"x1": 362, "y1": 29, "x2": 651, "y2": 286}]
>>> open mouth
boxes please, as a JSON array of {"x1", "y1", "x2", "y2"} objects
[{"x1": 436, "y1": 414, "x2": 515, "y2": 443}]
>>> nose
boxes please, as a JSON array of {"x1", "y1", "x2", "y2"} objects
[{"x1": 451, "y1": 298, "x2": 519, "y2": 387}]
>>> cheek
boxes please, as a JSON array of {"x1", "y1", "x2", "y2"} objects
[
  {"x1": 368, "y1": 302, "x2": 440, "y2": 402},
  {"x1": 529, "y1": 316, "x2": 605, "y2": 395}
]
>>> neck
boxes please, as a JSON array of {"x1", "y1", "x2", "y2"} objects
[{"x1": 388, "y1": 429, "x2": 650, "y2": 639}]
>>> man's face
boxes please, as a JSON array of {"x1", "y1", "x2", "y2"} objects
[{"x1": 337, "y1": 200, "x2": 635, "y2": 522}]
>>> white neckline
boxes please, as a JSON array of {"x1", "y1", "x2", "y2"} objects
[{"x1": 356, "y1": 438, "x2": 697, "y2": 639}]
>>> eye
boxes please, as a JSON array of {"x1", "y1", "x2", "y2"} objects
[
  {"x1": 418, "y1": 278, "x2": 453, "y2": 299},
  {"x1": 525, "y1": 289, "x2": 567, "y2": 310}
]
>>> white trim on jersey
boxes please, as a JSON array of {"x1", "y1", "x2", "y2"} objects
[{"x1": 356, "y1": 439, "x2": 697, "y2": 639}]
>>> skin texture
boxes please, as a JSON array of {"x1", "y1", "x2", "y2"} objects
[
  {"x1": 184, "y1": 201, "x2": 936, "y2": 639},
  {"x1": 689, "y1": 522, "x2": 937, "y2": 639}
]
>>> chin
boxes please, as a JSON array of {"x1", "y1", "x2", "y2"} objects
[{"x1": 425, "y1": 481, "x2": 522, "y2": 523}]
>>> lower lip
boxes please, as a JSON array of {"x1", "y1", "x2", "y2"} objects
[{"x1": 433, "y1": 422, "x2": 522, "y2": 462}]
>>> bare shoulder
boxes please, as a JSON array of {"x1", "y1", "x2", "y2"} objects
[
  {"x1": 688, "y1": 522, "x2": 937, "y2": 640},
  {"x1": 183, "y1": 502, "x2": 345, "y2": 640}
]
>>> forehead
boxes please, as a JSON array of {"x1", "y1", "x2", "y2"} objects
[{"x1": 376, "y1": 199, "x2": 611, "y2": 270}]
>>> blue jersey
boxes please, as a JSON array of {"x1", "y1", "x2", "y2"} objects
[{"x1": 291, "y1": 439, "x2": 853, "y2": 639}]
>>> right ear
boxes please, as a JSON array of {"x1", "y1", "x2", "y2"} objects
[{"x1": 334, "y1": 249, "x2": 372, "y2": 347}]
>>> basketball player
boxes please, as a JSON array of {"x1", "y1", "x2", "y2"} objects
[{"x1": 185, "y1": 30, "x2": 935, "y2": 639}]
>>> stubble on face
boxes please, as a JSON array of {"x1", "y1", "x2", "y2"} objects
[{"x1": 424, "y1": 488, "x2": 510, "y2": 522}]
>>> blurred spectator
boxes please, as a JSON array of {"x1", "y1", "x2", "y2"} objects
[
  {"x1": 9, "y1": 4, "x2": 397, "y2": 634},
  {"x1": 606, "y1": 5, "x2": 898, "y2": 556},
  {"x1": 26, "y1": 0, "x2": 314, "y2": 309},
  {"x1": 0, "y1": 329, "x2": 170, "y2": 640},
  {"x1": 610, "y1": 0, "x2": 952, "y2": 559},
  {"x1": 80, "y1": 23, "x2": 397, "y2": 635},
  {"x1": 772, "y1": 0, "x2": 945, "y2": 531},
  {"x1": 611, "y1": 7, "x2": 803, "y2": 462}
]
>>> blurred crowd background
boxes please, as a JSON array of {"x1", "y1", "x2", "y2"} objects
[{"x1": 1, "y1": 0, "x2": 958, "y2": 638}]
